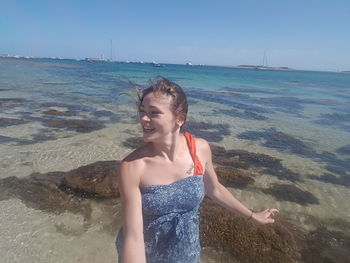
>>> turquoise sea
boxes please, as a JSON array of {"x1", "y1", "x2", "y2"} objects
[{"x1": 1, "y1": 57, "x2": 350, "y2": 262}]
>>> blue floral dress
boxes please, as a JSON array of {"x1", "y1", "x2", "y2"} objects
[{"x1": 116, "y1": 132, "x2": 205, "y2": 263}]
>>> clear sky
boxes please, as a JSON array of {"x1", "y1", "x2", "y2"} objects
[{"x1": 1, "y1": 0, "x2": 350, "y2": 71}]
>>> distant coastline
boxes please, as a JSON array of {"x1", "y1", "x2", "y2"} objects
[{"x1": 0, "y1": 54, "x2": 348, "y2": 73}]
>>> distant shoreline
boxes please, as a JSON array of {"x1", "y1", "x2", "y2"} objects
[{"x1": 0, "y1": 54, "x2": 348, "y2": 74}]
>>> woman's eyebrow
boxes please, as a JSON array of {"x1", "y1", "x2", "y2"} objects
[{"x1": 140, "y1": 105, "x2": 161, "y2": 110}]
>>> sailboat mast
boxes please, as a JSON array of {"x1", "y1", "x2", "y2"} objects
[
  {"x1": 262, "y1": 50, "x2": 266, "y2": 67},
  {"x1": 110, "y1": 39, "x2": 113, "y2": 61}
]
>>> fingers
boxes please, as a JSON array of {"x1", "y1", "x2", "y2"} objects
[{"x1": 268, "y1": 208, "x2": 279, "y2": 216}]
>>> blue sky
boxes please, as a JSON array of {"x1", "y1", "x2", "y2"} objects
[{"x1": 1, "y1": 0, "x2": 349, "y2": 71}]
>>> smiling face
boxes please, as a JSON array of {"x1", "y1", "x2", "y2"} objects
[{"x1": 139, "y1": 92, "x2": 183, "y2": 142}]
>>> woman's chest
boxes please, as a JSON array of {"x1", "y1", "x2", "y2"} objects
[{"x1": 140, "y1": 156, "x2": 195, "y2": 187}]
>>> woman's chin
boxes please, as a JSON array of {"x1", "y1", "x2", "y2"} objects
[{"x1": 142, "y1": 131, "x2": 156, "y2": 141}]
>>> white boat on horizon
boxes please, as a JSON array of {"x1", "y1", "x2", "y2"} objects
[{"x1": 152, "y1": 61, "x2": 161, "y2": 67}]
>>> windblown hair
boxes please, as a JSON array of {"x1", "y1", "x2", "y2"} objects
[{"x1": 138, "y1": 77, "x2": 188, "y2": 127}]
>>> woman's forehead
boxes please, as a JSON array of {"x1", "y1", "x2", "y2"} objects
[{"x1": 141, "y1": 92, "x2": 172, "y2": 108}]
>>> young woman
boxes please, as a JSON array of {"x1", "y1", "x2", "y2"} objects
[{"x1": 116, "y1": 77, "x2": 278, "y2": 263}]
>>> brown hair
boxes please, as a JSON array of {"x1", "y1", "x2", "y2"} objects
[{"x1": 138, "y1": 77, "x2": 188, "y2": 127}]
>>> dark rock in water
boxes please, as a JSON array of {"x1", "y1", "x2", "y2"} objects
[
  {"x1": 63, "y1": 160, "x2": 120, "y2": 198},
  {"x1": 309, "y1": 173, "x2": 350, "y2": 188},
  {"x1": 93, "y1": 110, "x2": 121, "y2": 122},
  {"x1": 0, "y1": 173, "x2": 91, "y2": 218},
  {"x1": 212, "y1": 147, "x2": 281, "y2": 168},
  {"x1": 200, "y1": 197, "x2": 301, "y2": 263},
  {"x1": 301, "y1": 226, "x2": 350, "y2": 263},
  {"x1": 213, "y1": 156, "x2": 250, "y2": 169},
  {"x1": 263, "y1": 184, "x2": 319, "y2": 205},
  {"x1": 210, "y1": 145, "x2": 301, "y2": 182},
  {"x1": 314, "y1": 113, "x2": 350, "y2": 133},
  {"x1": 42, "y1": 118, "x2": 105, "y2": 133},
  {"x1": 215, "y1": 166, "x2": 254, "y2": 188},
  {"x1": 213, "y1": 108, "x2": 268, "y2": 121},
  {"x1": 42, "y1": 109, "x2": 64, "y2": 115},
  {"x1": 263, "y1": 167, "x2": 300, "y2": 182},
  {"x1": 93, "y1": 110, "x2": 115, "y2": 117},
  {"x1": 0, "y1": 98, "x2": 27, "y2": 106},
  {"x1": 122, "y1": 137, "x2": 146, "y2": 149},
  {"x1": 183, "y1": 121, "x2": 230, "y2": 142},
  {"x1": 0, "y1": 135, "x2": 30, "y2": 145},
  {"x1": 208, "y1": 91, "x2": 243, "y2": 97},
  {"x1": 0, "y1": 160, "x2": 121, "y2": 218},
  {"x1": 238, "y1": 128, "x2": 313, "y2": 156},
  {"x1": 209, "y1": 144, "x2": 227, "y2": 156},
  {"x1": 336, "y1": 145, "x2": 350, "y2": 155},
  {"x1": 0, "y1": 117, "x2": 28, "y2": 127}
]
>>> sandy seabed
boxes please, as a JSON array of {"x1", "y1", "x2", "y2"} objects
[{"x1": 1, "y1": 105, "x2": 350, "y2": 262}]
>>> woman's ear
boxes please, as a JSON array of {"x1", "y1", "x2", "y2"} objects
[{"x1": 176, "y1": 115, "x2": 185, "y2": 127}]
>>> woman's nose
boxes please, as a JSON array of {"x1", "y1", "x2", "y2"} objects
[{"x1": 140, "y1": 113, "x2": 151, "y2": 122}]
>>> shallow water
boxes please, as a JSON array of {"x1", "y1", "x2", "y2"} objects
[{"x1": 1, "y1": 57, "x2": 350, "y2": 262}]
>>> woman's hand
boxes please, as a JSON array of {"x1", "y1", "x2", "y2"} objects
[{"x1": 251, "y1": 208, "x2": 279, "y2": 224}]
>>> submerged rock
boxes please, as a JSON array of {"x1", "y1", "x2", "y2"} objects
[
  {"x1": 310, "y1": 173, "x2": 350, "y2": 188},
  {"x1": 183, "y1": 121, "x2": 230, "y2": 142},
  {"x1": 42, "y1": 119, "x2": 105, "y2": 133},
  {"x1": 210, "y1": 145, "x2": 301, "y2": 182},
  {"x1": 200, "y1": 197, "x2": 301, "y2": 263},
  {"x1": 0, "y1": 117, "x2": 28, "y2": 127},
  {"x1": 0, "y1": 173, "x2": 91, "y2": 218},
  {"x1": 301, "y1": 226, "x2": 350, "y2": 263},
  {"x1": 263, "y1": 183, "x2": 319, "y2": 205},
  {"x1": 0, "y1": 98, "x2": 27, "y2": 106},
  {"x1": 215, "y1": 166, "x2": 254, "y2": 188},
  {"x1": 42, "y1": 109, "x2": 64, "y2": 115},
  {"x1": 0, "y1": 160, "x2": 120, "y2": 219},
  {"x1": 122, "y1": 137, "x2": 145, "y2": 149},
  {"x1": 63, "y1": 160, "x2": 120, "y2": 198},
  {"x1": 336, "y1": 144, "x2": 350, "y2": 155}
]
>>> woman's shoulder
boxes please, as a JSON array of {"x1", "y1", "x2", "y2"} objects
[
  {"x1": 190, "y1": 135, "x2": 212, "y2": 163},
  {"x1": 192, "y1": 136, "x2": 210, "y2": 153},
  {"x1": 119, "y1": 145, "x2": 150, "y2": 179}
]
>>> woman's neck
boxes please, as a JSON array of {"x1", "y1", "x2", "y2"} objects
[{"x1": 149, "y1": 132, "x2": 184, "y2": 162}]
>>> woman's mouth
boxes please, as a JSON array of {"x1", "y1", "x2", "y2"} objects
[{"x1": 143, "y1": 126, "x2": 155, "y2": 133}]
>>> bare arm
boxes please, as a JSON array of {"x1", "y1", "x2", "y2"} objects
[
  {"x1": 118, "y1": 161, "x2": 146, "y2": 263},
  {"x1": 198, "y1": 139, "x2": 278, "y2": 224}
]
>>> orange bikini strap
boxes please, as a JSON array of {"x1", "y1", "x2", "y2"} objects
[{"x1": 183, "y1": 132, "x2": 204, "y2": 175}]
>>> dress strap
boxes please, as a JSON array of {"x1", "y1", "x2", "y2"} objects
[{"x1": 183, "y1": 132, "x2": 204, "y2": 175}]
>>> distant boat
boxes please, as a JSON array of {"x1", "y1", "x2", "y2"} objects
[
  {"x1": 85, "y1": 54, "x2": 106, "y2": 62},
  {"x1": 186, "y1": 62, "x2": 193, "y2": 66},
  {"x1": 152, "y1": 61, "x2": 161, "y2": 67},
  {"x1": 256, "y1": 50, "x2": 270, "y2": 70}
]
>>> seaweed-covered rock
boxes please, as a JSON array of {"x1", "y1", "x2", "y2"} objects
[
  {"x1": 200, "y1": 197, "x2": 301, "y2": 263},
  {"x1": 63, "y1": 160, "x2": 120, "y2": 198},
  {"x1": 0, "y1": 173, "x2": 91, "y2": 218},
  {"x1": 122, "y1": 137, "x2": 145, "y2": 149},
  {"x1": 215, "y1": 166, "x2": 254, "y2": 188},
  {"x1": 183, "y1": 121, "x2": 230, "y2": 142},
  {"x1": 0, "y1": 117, "x2": 28, "y2": 127},
  {"x1": 211, "y1": 146, "x2": 300, "y2": 182},
  {"x1": 263, "y1": 184, "x2": 319, "y2": 205},
  {"x1": 42, "y1": 109, "x2": 63, "y2": 115},
  {"x1": 42, "y1": 119, "x2": 105, "y2": 133},
  {"x1": 301, "y1": 226, "x2": 350, "y2": 263},
  {"x1": 310, "y1": 173, "x2": 350, "y2": 188},
  {"x1": 336, "y1": 144, "x2": 350, "y2": 155},
  {"x1": 0, "y1": 98, "x2": 26, "y2": 106}
]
